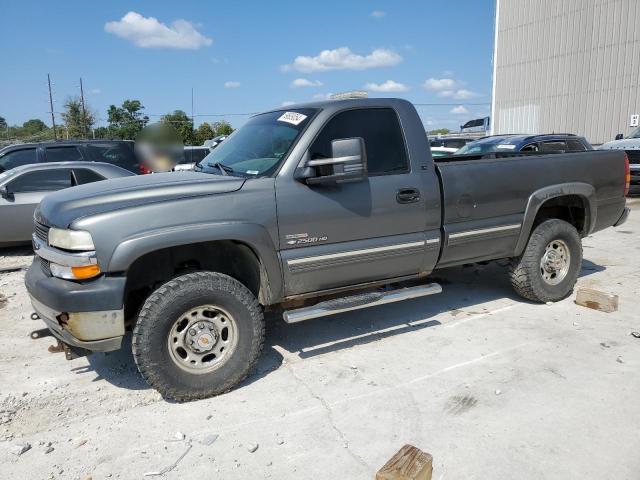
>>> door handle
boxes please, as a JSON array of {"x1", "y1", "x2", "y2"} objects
[{"x1": 396, "y1": 188, "x2": 420, "y2": 204}]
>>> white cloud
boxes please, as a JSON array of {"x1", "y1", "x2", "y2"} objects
[
  {"x1": 291, "y1": 78, "x2": 323, "y2": 88},
  {"x1": 363, "y1": 80, "x2": 408, "y2": 92},
  {"x1": 423, "y1": 78, "x2": 457, "y2": 91},
  {"x1": 438, "y1": 88, "x2": 479, "y2": 99},
  {"x1": 371, "y1": 10, "x2": 386, "y2": 18},
  {"x1": 312, "y1": 93, "x2": 333, "y2": 101},
  {"x1": 282, "y1": 47, "x2": 402, "y2": 73},
  {"x1": 281, "y1": 101, "x2": 296, "y2": 107},
  {"x1": 450, "y1": 105, "x2": 469, "y2": 114},
  {"x1": 105, "y1": 11, "x2": 212, "y2": 50},
  {"x1": 89, "y1": 88, "x2": 101, "y2": 95},
  {"x1": 224, "y1": 81, "x2": 240, "y2": 89}
]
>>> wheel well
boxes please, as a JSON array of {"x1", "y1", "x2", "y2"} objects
[
  {"x1": 533, "y1": 195, "x2": 588, "y2": 235},
  {"x1": 123, "y1": 240, "x2": 266, "y2": 322}
]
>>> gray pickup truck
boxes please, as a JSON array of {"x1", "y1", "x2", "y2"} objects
[{"x1": 25, "y1": 98, "x2": 630, "y2": 401}]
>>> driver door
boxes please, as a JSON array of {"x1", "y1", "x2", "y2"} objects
[{"x1": 275, "y1": 107, "x2": 435, "y2": 296}]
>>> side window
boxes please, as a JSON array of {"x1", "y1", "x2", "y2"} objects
[
  {"x1": 45, "y1": 146, "x2": 83, "y2": 162},
  {"x1": 520, "y1": 143, "x2": 539, "y2": 152},
  {"x1": 8, "y1": 169, "x2": 72, "y2": 193},
  {"x1": 309, "y1": 108, "x2": 409, "y2": 175},
  {"x1": 539, "y1": 141, "x2": 567, "y2": 152},
  {"x1": 85, "y1": 143, "x2": 139, "y2": 173},
  {"x1": 72, "y1": 168, "x2": 105, "y2": 185},
  {"x1": 444, "y1": 139, "x2": 467, "y2": 149},
  {"x1": 0, "y1": 148, "x2": 38, "y2": 171},
  {"x1": 566, "y1": 139, "x2": 587, "y2": 151}
]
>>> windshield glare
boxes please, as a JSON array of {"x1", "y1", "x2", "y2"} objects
[{"x1": 198, "y1": 109, "x2": 316, "y2": 176}]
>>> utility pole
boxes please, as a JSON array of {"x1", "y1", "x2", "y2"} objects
[
  {"x1": 191, "y1": 87, "x2": 195, "y2": 146},
  {"x1": 79, "y1": 77, "x2": 87, "y2": 139},
  {"x1": 47, "y1": 74, "x2": 57, "y2": 141}
]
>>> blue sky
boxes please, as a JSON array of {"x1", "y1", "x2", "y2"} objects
[{"x1": 0, "y1": 0, "x2": 495, "y2": 131}]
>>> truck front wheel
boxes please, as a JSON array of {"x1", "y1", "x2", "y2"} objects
[
  {"x1": 132, "y1": 271, "x2": 265, "y2": 401},
  {"x1": 509, "y1": 219, "x2": 583, "y2": 303}
]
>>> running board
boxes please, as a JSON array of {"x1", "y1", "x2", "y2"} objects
[{"x1": 282, "y1": 283, "x2": 442, "y2": 324}]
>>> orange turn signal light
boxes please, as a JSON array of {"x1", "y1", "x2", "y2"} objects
[{"x1": 71, "y1": 264, "x2": 101, "y2": 280}]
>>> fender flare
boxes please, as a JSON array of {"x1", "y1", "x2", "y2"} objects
[
  {"x1": 108, "y1": 222, "x2": 283, "y2": 303},
  {"x1": 514, "y1": 182, "x2": 596, "y2": 256}
]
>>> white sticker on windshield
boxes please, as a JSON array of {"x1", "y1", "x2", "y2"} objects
[
  {"x1": 496, "y1": 144, "x2": 516, "y2": 150},
  {"x1": 278, "y1": 111, "x2": 307, "y2": 125},
  {"x1": 246, "y1": 170, "x2": 259, "y2": 175}
]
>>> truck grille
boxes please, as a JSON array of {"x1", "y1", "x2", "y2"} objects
[
  {"x1": 34, "y1": 222, "x2": 50, "y2": 243},
  {"x1": 626, "y1": 150, "x2": 640, "y2": 165},
  {"x1": 39, "y1": 257, "x2": 52, "y2": 276}
]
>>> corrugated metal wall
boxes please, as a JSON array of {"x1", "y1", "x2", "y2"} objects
[{"x1": 491, "y1": 0, "x2": 640, "y2": 144}]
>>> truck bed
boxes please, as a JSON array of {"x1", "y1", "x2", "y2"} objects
[{"x1": 433, "y1": 150, "x2": 626, "y2": 267}]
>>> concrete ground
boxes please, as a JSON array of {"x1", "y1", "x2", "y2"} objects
[{"x1": 1, "y1": 200, "x2": 639, "y2": 480}]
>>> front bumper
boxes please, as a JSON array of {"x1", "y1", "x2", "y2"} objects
[{"x1": 25, "y1": 260, "x2": 126, "y2": 353}]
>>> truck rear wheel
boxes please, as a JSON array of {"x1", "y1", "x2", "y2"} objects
[
  {"x1": 509, "y1": 219, "x2": 582, "y2": 303},
  {"x1": 132, "y1": 271, "x2": 264, "y2": 401}
]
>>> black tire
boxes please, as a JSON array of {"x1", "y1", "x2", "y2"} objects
[
  {"x1": 509, "y1": 219, "x2": 582, "y2": 303},
  {"x1": 132, "y1": 271, "x2": 264, "y2": 401}
]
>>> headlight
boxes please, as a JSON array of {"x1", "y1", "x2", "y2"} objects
[
  {"x1": 48, "y1": 228, "x2": 95, "y2": 251},
  {"x1": 50, "y1": 263, "x2": 101, "y2": 280}
]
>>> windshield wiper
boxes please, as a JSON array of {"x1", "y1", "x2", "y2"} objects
[{"x1": 209, "y1": 162, "x2": 235, "y2": 176}]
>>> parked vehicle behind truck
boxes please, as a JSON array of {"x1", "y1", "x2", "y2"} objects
[
  {"x1": 599, "y1": 126, "x2": 640, "y2": 195},
  {"x1": 25, "y1": 98, "x2": 630, "y2": 401}
]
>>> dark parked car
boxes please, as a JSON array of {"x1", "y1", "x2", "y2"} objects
[
  {"x1": 0, "y1": 162, "x2": 134, "y2": 246},
  {"x1": 0, "y1": 140, "x2": 145, "y2": 174},
  {"x1": 455, "y1": 134, "x2": 593, "y2": 155}
]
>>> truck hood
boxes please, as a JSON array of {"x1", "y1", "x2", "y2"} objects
[
  {"x1": 36, "y1": 171, "x2": 245, "y2": 228},
  {"x1": 599, "y1": 139, "x2": 640, "y2": 150}
]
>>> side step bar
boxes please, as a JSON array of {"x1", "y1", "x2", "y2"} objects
[{"x1": 283, "y1": 283, "x2": 442, "y2": 324}]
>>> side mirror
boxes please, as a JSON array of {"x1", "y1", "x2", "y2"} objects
[
  {"x1": 300, "y1": 138, "x2": 367, "y2": 185},
  {"x1": 615, "y1": 133, "x2": 624, "y2": 140},
  {"x1": 0, "y1": 185, "x2": 13, "y2": 200}
]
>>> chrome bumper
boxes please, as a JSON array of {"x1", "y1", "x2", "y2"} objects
[{"x1": 30, "y1": 295, "x2": 124, "y2": 352}]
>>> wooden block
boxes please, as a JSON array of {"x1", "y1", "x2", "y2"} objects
[
  {"x1": 575, "y1": 288, "x2": 619, "y2": 313},
  {"x1": 376, "y1": 444, "x2": 433, "y2": 480}
]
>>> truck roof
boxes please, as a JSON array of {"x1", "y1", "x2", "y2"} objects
[{"x1": 261, "y1": 97, "x2": 415, "y2": 115}]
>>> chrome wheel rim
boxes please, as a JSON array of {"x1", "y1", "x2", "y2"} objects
[
  {"x1": 167, "y1": 305, "x2": 238, "y2": 374},
  {"x1": 540, "y1": 239, "x2": 571, "y2": 285}
]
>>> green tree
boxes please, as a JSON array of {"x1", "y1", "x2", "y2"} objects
[
  {"x1": 21, "y1": 119, "x2": 48, "y2": 136},
  {"x1": 61, "y1": 97, "x2": 95, "y2": 139},
  {"x1": 428, "y1": 128, "x2": 451, "y2": 135},
  {"x1": 212, "y1": 120, "x2": 233, "y2": 136},
  {"x1": 93, "y1": 126, "x2": 109, "y2": 139},
  {"x1": 0, "y1": 116, "x2": 7, "y2": 131},
  {"x1": 161, "y1": 110, "x2": 194, "y2": 145},
  {"x1": 194, "y1": 122, "x2": 215, "y2": 145},
  {"x1": 106, "y1": 99, "x2": 149, "y2": 140}
]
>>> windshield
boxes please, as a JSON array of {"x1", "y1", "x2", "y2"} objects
[
  {"x1": 197, "y1": 109, "x2": 316, "y2": 176},
  {"x1": 627, "y1": 127, "x2": 640, "y2": 139}
]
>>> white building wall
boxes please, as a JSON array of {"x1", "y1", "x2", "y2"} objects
[{"x1": 491, "y1": 0, "x2": 640, "y2": 144}]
